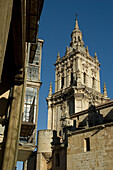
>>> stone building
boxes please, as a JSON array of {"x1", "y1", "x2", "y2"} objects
[
  {"x1": 47, "y1": 16, "x2": 109, "y2": 134},
  {"x1": 37, "y1": 16, "x2": 113, "y2": 170},
  {"x1": 0, "y1": 0, "x2": 44, "y2": 169},
  {"x1": 18, "y1": 39, "x2": 44, "y2": 169}
]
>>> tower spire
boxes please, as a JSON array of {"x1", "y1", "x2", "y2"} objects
[
  {"x1": 57, "y1": 52, "x2": 60, "y2": 61},
  {"x1": 94, "y1": 52, "x2": 98, "y2": 62},
  {"x1": 75, "y1": 13, "x2": 79, "y2": 29},
  {"x1": 70, "y1": 14, "x2": 84, "y2": 47}
]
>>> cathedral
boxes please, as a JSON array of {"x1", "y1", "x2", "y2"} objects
[
  {"x1": 47, "y1": 16, "x2": 109, "y2": 133},
  {"x1": 36, "y1": 16, "x2": 113, "y2": 170}
]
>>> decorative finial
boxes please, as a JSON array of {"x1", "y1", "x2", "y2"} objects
[
  {"x1": 86, "y1": 46, "x2": 89, "y2": 56},
  {"x1": 75, "y1": 13, "x2": 79, "y2": 29},
  {"x1": 94, "y1": 52, "x2": 98, "y2": 61},
  {"x1": 86, "y1": 46, "x2": 88, "y2": 51},
  {"x1": 49, "y1": 83, "x2": 52, "y2": 97},
  {"x1": 57, "y1": 52, "x2": 60, "y2": 60},
  {"x1": 75, "y1": 13, "x2": 78, "y2": 20},
  {"x1": 65, "y1": 46, "x2": 69, "y2": 55},
  {"x1": 103, "y1": 82, "x2": 107, "y2": 97}
]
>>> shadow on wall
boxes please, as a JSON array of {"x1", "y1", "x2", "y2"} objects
[
  {"x1": 79, "y1": 105, "x2": 113, "y2": 129},
  {"x1": 0, "y1": 98, "x2": 8, "y2": 117},
  {"x1": 104, "y1": 109, "x2": 113, "y2": 123}
]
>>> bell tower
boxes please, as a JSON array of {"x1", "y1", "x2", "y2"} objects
[{"x1": 46, "y1": 16, "x2": 110, "y2": 133}]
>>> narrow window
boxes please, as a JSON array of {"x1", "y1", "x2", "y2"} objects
[
  {"x1": 68, "y1": 97, "x2": 75, "y2": 115},
  {"x1": 92, "y1": 77, "x2": 95, "y2": 87},
  {"x1": 61, "y1": 77, "x2": 64, "y2": 88},
  {"x1": 56, "y1": 153, "x2": 60, "y2": 167},
  {"x1": 83, "y1": 72, "x2": 86, "y2": 84},
  {"x1": 78, "y1": 36, "x2": 81, "y2": 42},
  {"x1": 84, "y1": 138, "x2": 90, "y2": 152},
  {"x1": 74, "y1": 37, "x2": 76, "y2": 43},
  {"x1": 71, "y1": 72, "x2": 73, "y2": 85}
]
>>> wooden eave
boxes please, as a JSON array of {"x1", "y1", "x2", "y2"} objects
[
  {"x1": 20, "y1": 121, "x2": 36, "y2": 137},
  {"x1": 26, "y1": 0, "x2": 44, "y2": 43}
]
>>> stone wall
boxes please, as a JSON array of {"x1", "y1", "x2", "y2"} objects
[
  {"x1": 52, "y1": 146, "x2": 66, "y2": 170},
  {"x1": 37, "y1": 130, "x2": 53, "y2": 170},
  {"x1": 67, "y1": 125, "x2": 113, "y2": 170}
]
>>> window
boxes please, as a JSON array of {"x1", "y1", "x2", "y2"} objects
[
  {"x1": 56, "y1": 153, "x2": 60, "y2": 167},
  {"x1": 23, "y1": 87, "x2": 37, "y2": 123},
  {"x1": 83, "y1": 72, "x2": 86, "y2": 84},
  {"x1": 74, "y1": 37, "x2": 76, "y2": 43},
  {"x1": 84, "y1": 138, "x2": 90, "y2": 152},
  {"x1": 71, "y1": 72, "x2": 73, "y2": 85},
  {"x1": 78, "y1": 36, "x2": 81, "y2": 42},
  {"x1": 68, "y1": 97, "x2": 75, "y2": 115},
  {"x1": 61, "y1": 77, "x2": 64, "y2": 88},
  {"x1": 92, "y1": 77, "x2": 95, "y2": 87}
]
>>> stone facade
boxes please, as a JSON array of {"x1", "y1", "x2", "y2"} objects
[
  {"x1": 52, "y1": 101, "x2": 113, "y2": 170},
  {"x1": 67, "y1": 124, "x2": 113, "y2": 170},
  {"x1": 46, "y1": 16, "x2": 109, "y2": 134},
  {"x1": 37, "y1": 16, "x2": 112, "y2": 170}
]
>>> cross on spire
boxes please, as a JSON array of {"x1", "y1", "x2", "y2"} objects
[{"x1": 75, "y1": 13, "x2": 78, "y2": 20}]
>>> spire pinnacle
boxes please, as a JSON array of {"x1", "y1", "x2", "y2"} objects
[
  {"x1": 48, "y1": 83, "x2": 52, "y2": 97},
  {"x1": 65, "y1": 46, "x2": 69, "y2": 55},
  {"x1": 94, "y1": 52, "x2": 98, "y2": 61},
  {"x1": 57, "y1": 52, "x2": 60, "y2": 61},
  {"x1": 103, "y1": 82, "x2": 107, "y2": 97},
  {"x1": 86, "y1": 46, "x2": 89, "y2": 56},
  {"x1": 75, "y1": 13, "x2": 79, "y2": 29}
]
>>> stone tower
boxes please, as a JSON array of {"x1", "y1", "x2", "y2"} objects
[{"x1": 46, "y1": 16, "x2": 109, "y2": 134}]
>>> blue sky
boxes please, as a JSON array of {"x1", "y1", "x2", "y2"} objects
[
  {"x1": 17, "y1": 0, "x2": 113, "y2": 169},
  {"x1": 38, "y1": 0, "x2": 113, "y2": 131}
]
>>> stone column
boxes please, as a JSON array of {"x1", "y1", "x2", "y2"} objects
[
  {"x1": 64, "y1": 65, "x2": 66, "y2": 88},
  {"x1": 2, "y1": 84, "x2": 24, "y2": 170},
  {"x1": 76, "y1": 70, "x2": 81, "y2": 87},
  {"x1": 97, "y1": 68, "x2": 101, "y2": 92},
  {"x1": 76, "y1": 56, "x2": 79, "y2": 71},
  {"x1": 68, "y1": 69, "x2": 71, "y2": 86},
  {"x1": 52, "y1": 106, "x2": 55, "y2": 130},
  {"x1": 73, "y1": 58, "x2": 76, "y2": 81},
  {"x1": 57, "y1": 74, "x2": 61, "y2": 91},
  {"x1": 55, "y1": 68, "x2": 58, "y2": 92},
  {"x1": 47, "y1": 99, "x2": 53, "y2": 130}
]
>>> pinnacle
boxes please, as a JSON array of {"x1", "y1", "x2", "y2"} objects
[
  {"x1": 75, "y1": 13, "x2": 79, "y2": 29},
  {"x1": 57, "y1": 52, "x2": 60, "y2": 60}
]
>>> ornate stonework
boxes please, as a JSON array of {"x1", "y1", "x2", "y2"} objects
[{"x1": 46, "y1": 16, "x2": 109, "y2": 134}]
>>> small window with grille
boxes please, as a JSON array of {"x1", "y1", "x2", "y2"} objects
[{"x1": 84, "y1": 137, "x2": 90, "y2": 152}]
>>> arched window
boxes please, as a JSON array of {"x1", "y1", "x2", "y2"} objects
[
  {"x1": 83, "y1": 72, "x2": 86, "y2": 84},
  {"x1": 78, "y1": 36, "x2": 81, "y2": 42}
]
